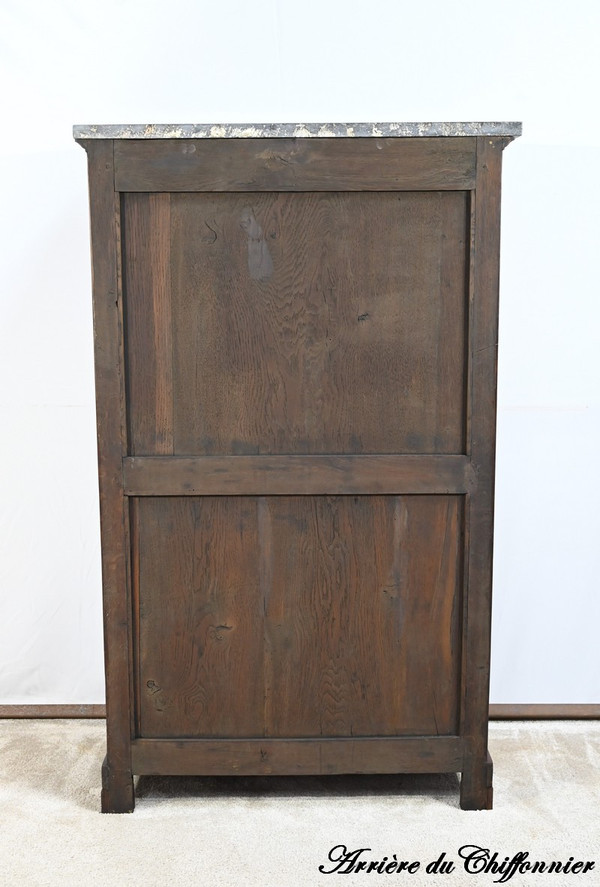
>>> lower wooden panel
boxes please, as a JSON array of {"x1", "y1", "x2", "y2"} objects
[
  {"x1": 136, "y1": 494, "x2": 463, "y2": 740},
  {"x1": 131, "y1": 736, "x2": 464, "y2": 776}
]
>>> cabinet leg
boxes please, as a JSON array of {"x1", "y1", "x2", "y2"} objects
[
  {"x1": 101, "y1": 755, "x2": 135, "y2": 813},
  {"x1": 460, "y1": 750, "x2": 493, "y2": 810}
]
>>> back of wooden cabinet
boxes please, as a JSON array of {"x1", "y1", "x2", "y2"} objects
[{"x1": 77, "y1": 128, "x2": 518, "y2": 810}]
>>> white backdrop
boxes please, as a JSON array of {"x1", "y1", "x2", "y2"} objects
[{"x1": 0, "y1": 0, "x2": 598, "y2": 704}]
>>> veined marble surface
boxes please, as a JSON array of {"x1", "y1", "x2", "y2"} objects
[{"x1": 73, "y1": 121, "x2": 522, "y2": 140}]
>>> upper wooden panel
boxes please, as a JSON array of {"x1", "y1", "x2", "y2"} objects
[
  {"x1": 114, "y1": 137, "x2": 476, "y2": 192},
  {"x1": 123, "y1": 189, "x2": 468, "y2": 456}
]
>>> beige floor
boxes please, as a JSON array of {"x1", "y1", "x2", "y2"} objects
[{"x1": 0, "y1": 719, "x2": 599, "y2": 886}]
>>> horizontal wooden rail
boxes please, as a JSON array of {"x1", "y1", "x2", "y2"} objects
[
  {"x1": 131, "y1": 736, "x2": 464, "y2": 776},
  {"x1": 122, "y1": 454, "x2": 475, "y2": 497},
  {"x1": 114, "y1": 137, "x2": 476, "y2": 192}
]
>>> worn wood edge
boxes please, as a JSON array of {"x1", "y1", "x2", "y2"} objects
[
  {"x1": 122, "y1": 454, "x2": 475, "y2": 496},
  {"x1": 101, "y1": 754, "x2": 135, "y2": 813},
  {"x1": 131, "y1": 737, "x2": 464, "y2": 775},
  {"x1": 2, "y1": 704, "x2": 597, "y2": 720},
  {"x1": 459, "y1": 749, "x2": 493, "y2": 810}
]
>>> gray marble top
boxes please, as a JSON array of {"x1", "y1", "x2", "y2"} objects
[{"x1": 73, "y1": 122, "x2": 522, "y2": 140}]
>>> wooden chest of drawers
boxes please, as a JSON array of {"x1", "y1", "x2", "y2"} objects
[{"x1": 74, "y1": 122, "x2": 520, "y2": 812}]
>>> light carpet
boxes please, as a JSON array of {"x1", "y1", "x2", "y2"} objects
[{"x1": 0, "y1": 719, "x2": 599, "y2": 886}]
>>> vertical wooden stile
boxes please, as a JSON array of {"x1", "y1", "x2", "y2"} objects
[
  {"x1": 84, "y1": 140, "x2": 134, "y2": 812},
  {"x1": 460, "y1": 137, "x2": 506, "y2": 809}
]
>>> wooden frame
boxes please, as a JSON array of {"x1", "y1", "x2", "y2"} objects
[{"x1": 76, "y1": 126, "x2": 519, "y2": 812}]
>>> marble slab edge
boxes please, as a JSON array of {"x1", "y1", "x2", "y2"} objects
[{"x1": 73, "y1": 122, "x2": 522, "y2": 140}]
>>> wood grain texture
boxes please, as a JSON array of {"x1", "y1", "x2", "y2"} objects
[
  {"x1": 115, "y1": 137, "x2": 476, "y2": 192},
  {"x1": 265, "y1": 496, "x2": 462, "y2": 738},
  {"x1": 122, "y1": 193, "x2": 173, "y2": 454},
  {"x1": 131, "y1": 736, "x2": 464, "y2": 776},
  {"x1": 137, "y1": 497, "x2": 265, "y2": 739},
  {"x1": 122, "y1": 454, "x2": 476, "y2": 496},
  {"x1": 122, "y1": 190, "x2": 468, "y2": 456},
  {"x1": 135, "y1": 495, "x2": 463, "y2": 740}
]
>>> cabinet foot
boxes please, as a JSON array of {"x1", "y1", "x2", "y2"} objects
[
  {"x1": 460, "y1": 751, "x2": 493, "y2": 810},
  {"x1": 101, "y1": 756, "x2": 135, "y2": 813}
]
